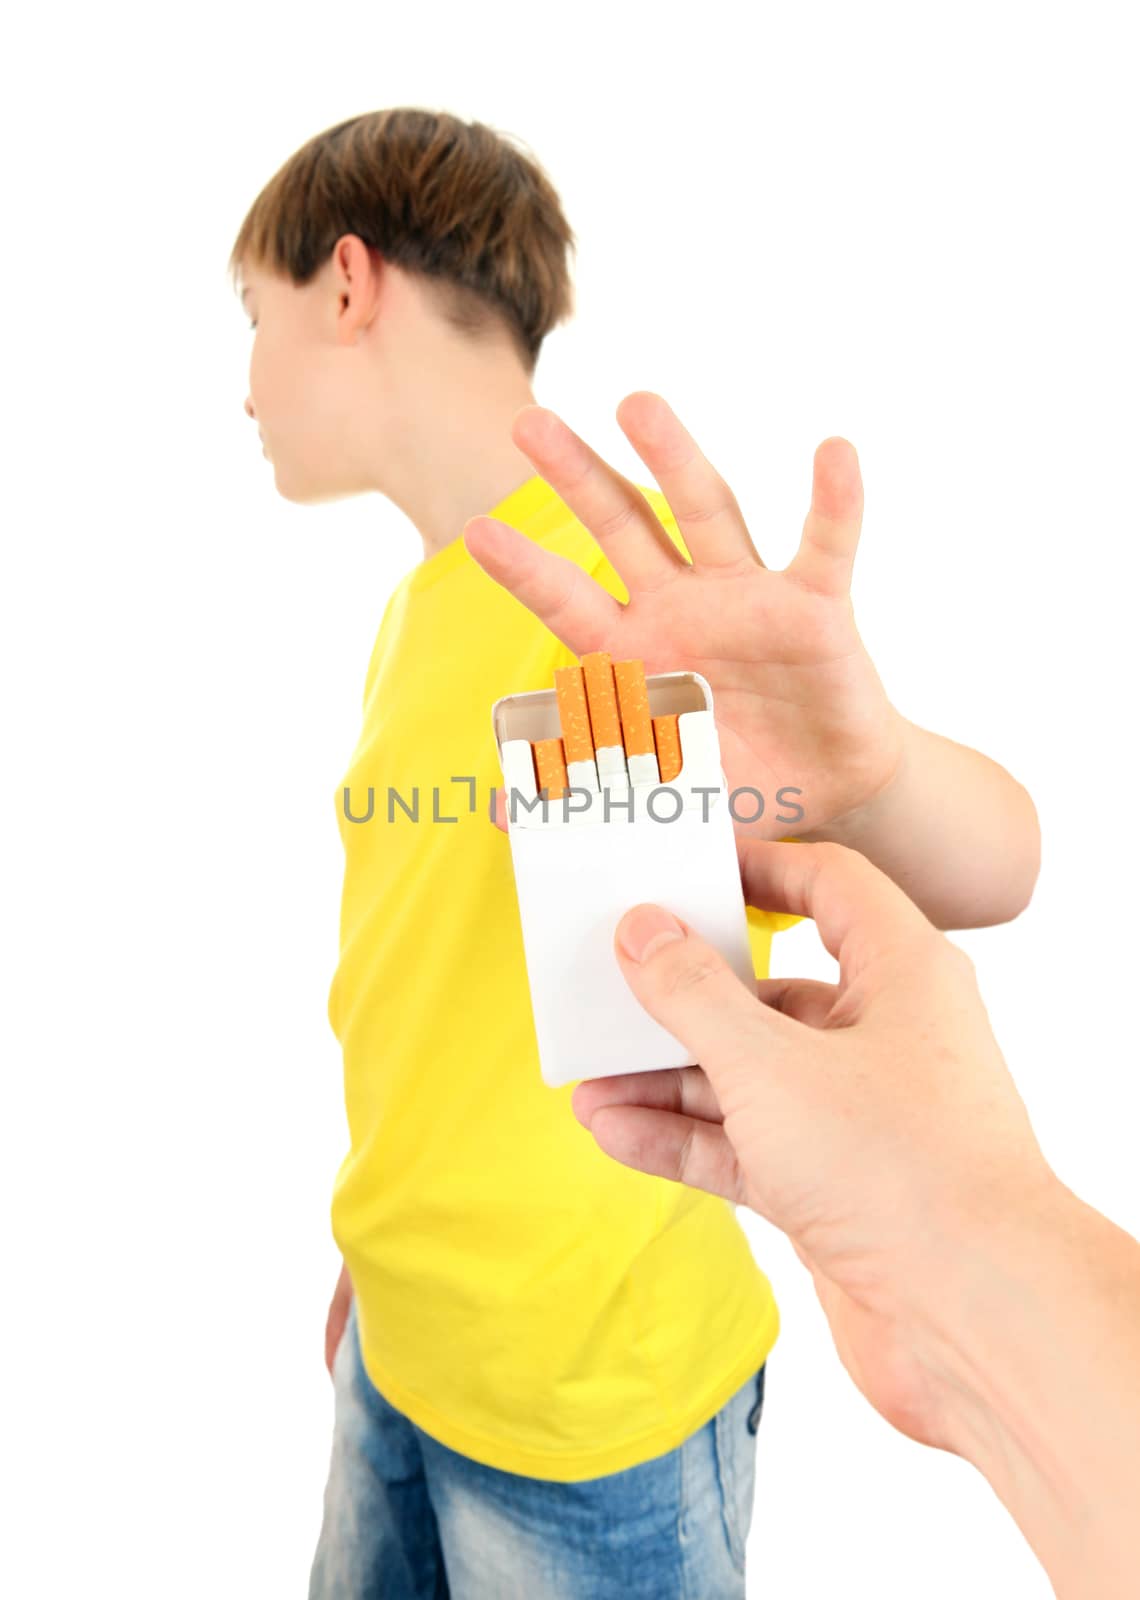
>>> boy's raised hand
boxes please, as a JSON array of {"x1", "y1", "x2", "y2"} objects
[{"x1": 463, "y1": 393, "x2": 903, "y2": 838}]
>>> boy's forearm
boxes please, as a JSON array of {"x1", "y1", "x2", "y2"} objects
[
  {"x1": 798, "y1": 717, "x2": 1041, "y2": 928},
  {"x1": 914, "y1": 1179, "x2": 1140, "y2": 1598}
]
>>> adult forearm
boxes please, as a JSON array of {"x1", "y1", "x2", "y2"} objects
[
  {"x1": 798, "y1": 717, "x2": 1041, "y2": 928},
  {"x1": 914, "y1": 1178, "x2": 1140, "y2": 1597}
]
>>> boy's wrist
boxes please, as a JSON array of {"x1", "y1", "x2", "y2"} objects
[{"x1": 795, "y1": 708, "x2": 913, "y2": 850}]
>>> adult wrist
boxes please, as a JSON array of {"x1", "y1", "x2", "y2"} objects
[
  {"x1": 902, "y1": 1170, "x2": 1140, "y2": 1594},
  {"x1": 909, "y1": 1167, "x2": 1077, "y2": 1447}
]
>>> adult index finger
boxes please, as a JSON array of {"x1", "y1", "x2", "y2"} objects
[{"x1": 737, "y1": 837, "x2": 939, "y2": 989}]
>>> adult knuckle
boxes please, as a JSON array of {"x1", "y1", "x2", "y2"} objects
[
  {"x1": 804, "y1": 839, "x2": 852, "y2": 877},
  {"x1": 660, "y1": 950, "x2": 723, "y2": 998}
]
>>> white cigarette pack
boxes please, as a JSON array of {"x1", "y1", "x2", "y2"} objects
[{"x1": 491, "y1": 669, "x2": 753, "y2": 1089}]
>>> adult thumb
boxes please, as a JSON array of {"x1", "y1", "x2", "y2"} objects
[{"x1": 613, "y1": 904, "x2": 797, "y2": 1081}]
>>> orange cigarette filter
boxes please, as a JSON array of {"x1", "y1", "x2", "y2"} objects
[
  {"x1": 580, "y1": 651, "x2": 622, "y2": 749},
  {"x1": 553, "y1": 665, "x2": 595, "y2": 765},
  {"x1": 653, "y1": 714, "x2": 682, "y2": 783},
  {"x1": 613, "y1": 659, "x2": 654, "y2": 757},
  {"x1": 533, "y1": 737, "x2": 568, "y2": 799}
]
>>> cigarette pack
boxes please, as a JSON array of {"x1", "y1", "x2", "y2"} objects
[{"x1": 491, "y1": 661, "x2": 753, "y2": 1089}]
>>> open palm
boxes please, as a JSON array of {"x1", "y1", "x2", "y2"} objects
[{"x1": 464, "y1": 393, "x2": 904, "y2": 838}]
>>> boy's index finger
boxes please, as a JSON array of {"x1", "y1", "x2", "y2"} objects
[
  {"x1": 509, "y1": 405, "x2": 686, "y2": 595},
  {"x1": 462, "y1": 517, "x2": 622, "y2": 658},
  {"x1": 616, "y1": 392, "x2": 766, "y2": 572}
]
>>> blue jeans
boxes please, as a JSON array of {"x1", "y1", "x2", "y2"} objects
[{"x1": 309, "y1": 1301, "x2": 767, "y2": 1599}]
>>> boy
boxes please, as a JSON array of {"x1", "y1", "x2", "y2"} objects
[{"x1": 229, "y1": 108, "x2": 1039, "y2": 1598}]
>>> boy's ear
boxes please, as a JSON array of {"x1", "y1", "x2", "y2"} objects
[{"x1": 328, "y1": 234, "x2": 383, "y2": 342}]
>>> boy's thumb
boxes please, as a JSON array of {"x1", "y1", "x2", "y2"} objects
[{"x1": 614, "y1": 905, "x2": 788, "y2": 1076}]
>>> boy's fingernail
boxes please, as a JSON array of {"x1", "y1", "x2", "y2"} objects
[{"x1": 617, "y1": 906, "x2": 685, "y2": 963}]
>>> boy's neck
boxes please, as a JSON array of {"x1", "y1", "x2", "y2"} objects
[{"x1": 389, "y1": 372, "x2": 543, "y2": 566}]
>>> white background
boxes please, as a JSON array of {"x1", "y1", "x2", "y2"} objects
[{"x1": 3, "y1": 2, "x2": 1137, "y2": 1595}]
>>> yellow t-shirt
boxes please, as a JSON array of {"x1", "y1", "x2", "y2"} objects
[{"x1": 326, "y1": 475, "x2": 794, "y2": 1481}]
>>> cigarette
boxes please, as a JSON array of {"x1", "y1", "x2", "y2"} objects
[
  {"x1": 652, "y1": 714, "x2": 682, "y2": 783},
  {"x1": 581, "y1": 652, "x2": 622, "y2": 747},
  {"x1": 554, "y1": 664, "x2": 600, "y2": 792},
  {"x1": 580, "y1": 651, "x2": 629, "y2": 793},
  {"x1": 613, "y1": 658, "x2": 660, "y2": 786},
  {"x1": 533, "y1": 736, "x2": 569, "y2": 800}
]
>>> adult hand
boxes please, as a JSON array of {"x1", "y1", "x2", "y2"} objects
[
  {"x1": 575, "y1": 836, "x2": 1054, "y2": 1452},
  {"x1": 464, "y1": 393, "x2": 901, "y2": 839}
]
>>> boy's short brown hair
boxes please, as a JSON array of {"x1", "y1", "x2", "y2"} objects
[{"x1": 228, "y1": 108, "x2": 575, "y2": 373}]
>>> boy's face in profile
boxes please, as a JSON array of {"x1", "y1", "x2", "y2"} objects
[{"x1": 239, "y1": 257, "x2": 379, "y2": 506}]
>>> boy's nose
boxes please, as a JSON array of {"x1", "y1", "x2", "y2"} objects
[{"x1": 244, "y1": 396, "x2": 255, "y2": 420}]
